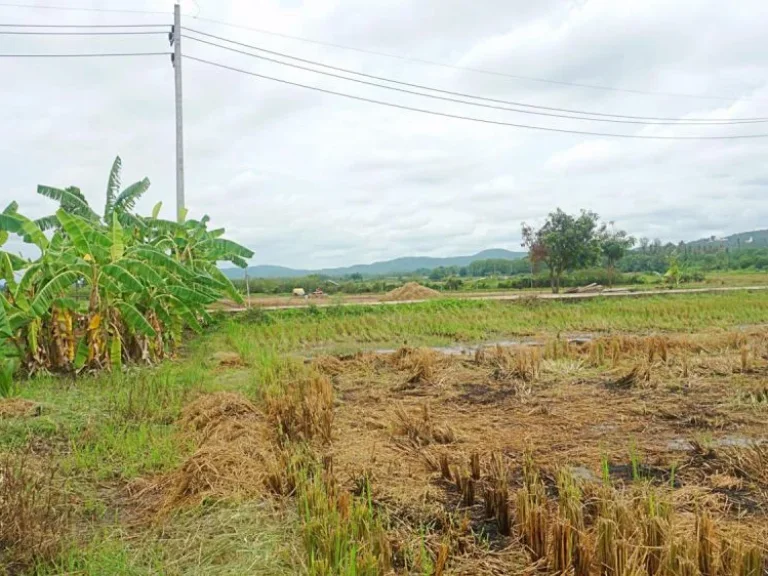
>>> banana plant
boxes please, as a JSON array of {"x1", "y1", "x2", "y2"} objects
[
  {"x1": 143, "y1": 206, "x2": 252, "y2": 305},
  {"x1": 1, "y1": 157, "x2": 255, "y2": 377},
  {"x1": 34, "y1": 155, "x2": 150, "y2": 233}
]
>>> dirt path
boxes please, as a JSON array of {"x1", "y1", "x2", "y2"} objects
[{"x1": 217, "y1": 284, "x2": 768, "y2": 312}]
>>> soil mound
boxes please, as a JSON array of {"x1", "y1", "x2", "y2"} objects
[{"x1": 380, "y1": 282, "x2": 440, "y2": 302}]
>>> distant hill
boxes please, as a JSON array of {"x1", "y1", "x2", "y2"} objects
[
  {"x1": 687, "y1": 229, "x2": 768, "y2": 249},
  {"x1": 222, "y1": 248, "x2": 526, "y2": 279}
]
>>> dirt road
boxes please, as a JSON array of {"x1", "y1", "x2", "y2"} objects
[{"x1": 217, "y1": 284, "x2": 768, "y2": 312}]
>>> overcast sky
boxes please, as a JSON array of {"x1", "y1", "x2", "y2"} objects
[{"x1": 2, "y1": 0, "x2": 768, "y2": 269}]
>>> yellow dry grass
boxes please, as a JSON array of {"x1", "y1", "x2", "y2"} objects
[
  {"x1": 160, "y1": 392, "x2": 275, "y2": 509},
  {"x1": 0, "y1": 398, "x2": 39, "y2": 419},
  {"x1": 131, "y1": 329, "x2": 768, "y2": 573},
  {"x1": 319, "y1": 332, "x2": 768, "y2": 572}
]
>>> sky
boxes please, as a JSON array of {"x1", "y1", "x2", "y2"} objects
[{"x1": 2, "y1": 0, "x2": 768, "y2": 269}]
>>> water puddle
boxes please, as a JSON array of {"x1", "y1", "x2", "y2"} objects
[
  {"x1": 570, "y1": 465, "x2": 601, "y2": 484},
  {"x1": 370, "y1": 335, "x2": 594, "y2": 357},
  {"x1": 666, "y1": 435, "x2": 765, "y2": 451}
]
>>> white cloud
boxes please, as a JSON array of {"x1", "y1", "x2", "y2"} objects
[
  {"x1": 1, "y1": 0, "x2": 767, "y2": 268},
  {"x1": 546, "y1": 140, "x2": 622, "y2": 172}
]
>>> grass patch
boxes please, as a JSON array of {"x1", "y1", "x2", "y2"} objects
[
  {"x1": 224, "y1": 291, "x2": 768, "y2": 353},
  {"x1": 48, "y1": 501, "x2": 296, "y2": 576}
]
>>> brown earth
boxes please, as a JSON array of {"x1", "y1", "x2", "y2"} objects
[{"x1": 380, "y1": 282, "x2": 442, "y2": 302}]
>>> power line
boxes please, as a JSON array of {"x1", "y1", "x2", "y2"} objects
[
  {"x1": 0, "y1": 23, "x2": 168, "y2": 28},
  {"x1": 0, "y1": 2, "x2": 168, "y2": 15},
  {"x1": 0, "y1": 30, "x2": 167, "y2": 35},
  {"x1": 0, "y1": 51, "x2": 170, "y2": 57},
  {"x1": 3, "y1": 4, "x2": 755, "y2": 104},
  {"x1": 182, "y1": 33, "x2": 768, "y2": 126},
  {"x1": 191, "y1": 16, "x2": 756, "y2": 103},
  {"x1": 184, "y1": 55, "x2": 768, "y2": 140},
  {"x1": 183, "y1": 27, "x2": 768, "y2": 124}
]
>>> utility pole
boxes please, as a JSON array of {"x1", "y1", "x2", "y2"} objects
[{"x1": 172, "y1": 3, "x2": 185, "y2": 223}]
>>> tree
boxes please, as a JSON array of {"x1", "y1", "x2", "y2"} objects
[
  {"x1": 664, "y1": 254, "x2": 681, "y2": 287},
  {"x1": 522, "y1": 209, "x2": 604, "y2": 293},
  {"x1": 444, "y1": 277, "x2": 463, "y2": 291},
  {"x1": 601, "y1": 226, "x2": 635, "y2": 287}
]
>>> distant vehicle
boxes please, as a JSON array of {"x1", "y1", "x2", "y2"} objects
[
  {"x1": 311, "y1": 288, "x2": 326, "y2": 298},
  {"x1": 292, "y1": 288, "x2": 306, "y2": 297}
]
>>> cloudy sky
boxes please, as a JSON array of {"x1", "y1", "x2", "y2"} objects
[{"x1": 2, "y1": 0, "x2": 768, "y2": 269}]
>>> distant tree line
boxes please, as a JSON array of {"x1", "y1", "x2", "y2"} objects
[
  {"x1": 423, "y1": 258, "x2": 531, "y2": 280},
  {"x1": 620, "y1": 242, "x2": 768, "y2": 273},
  {"x1": 231, "y1": 208, "x2": 766, "y2": 296}
]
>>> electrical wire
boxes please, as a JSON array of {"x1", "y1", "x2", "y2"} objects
[
  {"x1": 182, "y1": 33, "x2": 767, "y2": 126},
  {"x1": 0, "y1": 2, "x2": 169, "y2": 14},
  {"x1": 182, "y1": 28, "x2": 742, "y2": 124},
  {"x1": 0, "y1": 51, "x2": 170, "y2": 57},
  {"x1": 0, "y1": 23, "x2": 168, "y2": 27},
  {"x1": 1, "y1": 4, "x2": 757, "y2": 103},
  {"x1": 183, "y1": 27, "x2": 768, "y2": 124},
  {"x1": 191, "y1": 16, "x2": 757, "y2": 103},
  {"x1": 0, "y1": 30, "x2": 167, "y2": 35},
  {"x1": 184, "y1": 55, "x2": 768, "y2": 140}
]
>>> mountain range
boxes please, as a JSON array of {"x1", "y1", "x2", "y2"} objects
[
  {"x1": 687, "y1": 229, "x2": 768, "y2": 248},
  {"x1": 221, "y1": 249, "x2": 526, "y2": 279},
  {"x1": 221, "y1": 228, "x2": 768, "y2": 280}
]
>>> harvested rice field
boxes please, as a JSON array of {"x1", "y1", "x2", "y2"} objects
[
  {"x1": 310, "y1": 333, "x2": 768, "y2": 574},
  {"x1": 1, "y1": 292, "x2": 768, "y2": 575}
]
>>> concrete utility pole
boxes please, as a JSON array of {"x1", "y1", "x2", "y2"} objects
[{"x1": 172, "y1": 3, "x2": 185, "y2": 222}]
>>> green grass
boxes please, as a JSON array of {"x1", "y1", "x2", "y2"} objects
[
  {"x1": 3, "y1": 288, "x2": 768, "y2": 574},
  {"x1": 219, "y1": 291, "x2": 768, "y2": 355},
  {"x1": 47, "y1": 501, "x2": 296, "y2": 576}
]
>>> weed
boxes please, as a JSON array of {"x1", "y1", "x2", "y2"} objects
[
  {"x1": 297, "y1": 465, "x2": 390, "y2": 575},
  {"x1": 0, "y1": 360, "x2": 18, "y2": 398},
  {"x1": 669, "y1": 461, "x2": 678, "y2": 488},
  {"x1": 601, "y1": 454, "x2": 611, "y2": 486}
]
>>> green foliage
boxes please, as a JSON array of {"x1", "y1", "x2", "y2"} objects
[
  {"x1": 602, "y1": 228, "x2": 636, "y2": 286},
  {"x1": 0, "y1": 156, "x2": 254, "y2": 377},
  {"x1": 522, "y1": 208, "x2": 607, "y2": 293},
  {"x1": 0, "y1": 358, "x2": 17, "y2": 398},
  {"x1": 221, "y1": 291, "x2": 768, "y2": 353},
  {"x1": 622, "y1": 242, "x2": 768, "y2": 275}
]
